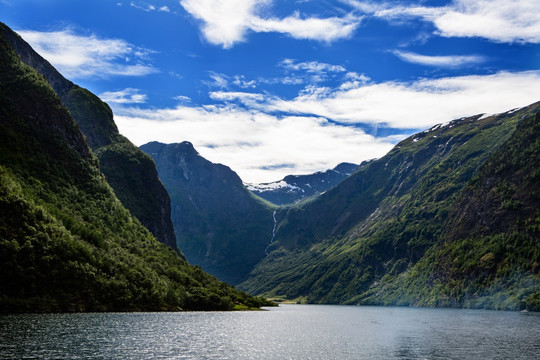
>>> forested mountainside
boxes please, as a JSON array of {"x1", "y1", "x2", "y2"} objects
[
  {"x1": 240, "y1": 102, "x2": 540, "y2": 311},
  {"x1": 0, "y1": 23, "x2": 176, "y2": 249},
  {"x1": 141, "y1": 141, "x2": 275, "y2": 284},
  {"x1": 0, "y1": 24, "x2": 273, "y2": 312},
  {"x1": 246, "y1": 162, "x2": 359, "y2": 206},
  {"x1": 365, "y1": 110, "x2": 540, "y2": 310}
]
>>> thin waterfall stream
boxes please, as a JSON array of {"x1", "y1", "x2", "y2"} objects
[{"x1": 265, "y1": 210, "x2": 277, "y2": 255}]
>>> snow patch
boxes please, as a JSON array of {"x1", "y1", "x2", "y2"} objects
[{"x1": 245, "y1": 180, "x2": 300, "y2": 192}]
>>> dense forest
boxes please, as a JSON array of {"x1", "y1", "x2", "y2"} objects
[{"x1": 0, "y1": 23, "x2": 274, "y2": 312}]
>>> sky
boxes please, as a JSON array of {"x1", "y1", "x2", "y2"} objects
[{"x1": 1, "y1": 0, "x2": 540, "y2": 183}]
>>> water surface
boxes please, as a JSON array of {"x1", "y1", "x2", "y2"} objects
[{"x1": 1, "y1": 304, "x2": 539, "y2": 359}]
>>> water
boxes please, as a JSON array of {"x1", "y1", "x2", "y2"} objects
[{"x1": 1, "y1": 304, "x2": 539, "y2": 359}]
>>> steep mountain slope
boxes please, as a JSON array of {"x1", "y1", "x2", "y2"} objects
[
  {"x1": 0, "y1": 24, "x2": 176, "y2": 249},
  {"x1": 141, "y1": 141, "x2": 275, "y2": 284},
  {"x1": 240, "y1": 103, "x2": 540, "y2": 310},
  {"x1": 246, "y1": 162, "x2": 359, "y2": 205},
  {"x1": 0, "y1": 29, "x2": 272, "y2": 312},
  {"x1": 369, "y1": 110, "x2": 540, "y2": 310}
]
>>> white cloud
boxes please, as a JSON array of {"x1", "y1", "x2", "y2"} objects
[
  {"x1": 180, "y1": 0, "x2": 261, "y2": 48},
  {"x1": 207, "y1": 72, "x2": 230, "y2": 88},
  {"x1": 180, "y1": 0, "x2": 360, "y2": 48},
  {"x1": 99, "y1": 88, "x2": 147, "y2": 104},
  {"x1": 112, "y1": 70, "x2": 540, "y2": 182},
  {"x1": 261, "y1": 71, "x2": 540, "y2": 128},
  {"x1": 114, "y1": 103, "x2": 394, "y2": 183},
  {"x1": 17, "y1": 29, "x2": 158, "y2": 79},
  {"x1": 392, "y1": 50, "x2": 486, "y2": 67},
  {"x1": 280, "y1": 59, "x2": 346, "y2": 73},
  {"x1": 209, "y1": 91, "x2": 266, "y2": 103},
  {"x1": 232, "y1": 75, "x2": 257, "y2": 88},
  {"x1": 174, "y1": 95, "x2": 192, "y2": 103},
  {"x1": 250, "y1": 12, "x2": 360, "y2": 42},
  {"x1": 431, "y1": 0, "x2": 540, "y2": 43},
  {"x1": 348, "y1": 0, "x2": 540, "y2": 43}
]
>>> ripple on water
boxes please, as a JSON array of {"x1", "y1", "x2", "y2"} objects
[{"x1": 1, "y1": 305, "x2": 539, "y2": 359}]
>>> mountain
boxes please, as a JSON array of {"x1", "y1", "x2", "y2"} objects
[
  {"x1": 367, "y1": 109, "x2": 540, "y2": 310},
  {"x1": 245, "y1": 162, "x2": 360, "y2": 205},
  {"x1": 140, "y1": 141, "x2": 275, "y2": 284},
  {"x1": 0, "y1": 24, "x2": 176, "y2": 249},
  {"x1": 0, "y1": 23, "x2": 273, "y2": 312},
  {"x1": 240, "y1": 102, "x2": 540, "y2": 311}
]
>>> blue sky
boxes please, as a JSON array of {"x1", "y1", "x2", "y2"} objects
[{"x1": 2, "y1": 0, "x2": 540, "y2": 182}]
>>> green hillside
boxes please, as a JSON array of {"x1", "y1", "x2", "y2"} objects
[
  {"x1": 240, "y1": 103, "x2": 540, "y2": 311},
  {"x1": 0, "y1": 23, "x2": 177, "y2": 249},
  {"x1": 0, "y1": 24, "x2": 272, "y2": 312}
]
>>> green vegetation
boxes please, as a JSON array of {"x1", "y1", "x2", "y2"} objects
[
  {"x1": 0, "y1": 22, "x2": 177, "y2": 249},
  {"x1": 0, "y1": 27, "x2": 274, "y2": 312},
  {"x1": 240, "y1": 103, "x2": 540, "y2": 311},
  {"x1": 365, "y1": 111, "x2": 540, "y2": 311}
]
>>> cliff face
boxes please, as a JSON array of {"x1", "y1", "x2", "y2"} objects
[
  {"x1": 0, "y1": 24, "x2": 176, "y2": 249},
  {"x1": 141, "y1": 141, "x2": 275, "y2": 284}
]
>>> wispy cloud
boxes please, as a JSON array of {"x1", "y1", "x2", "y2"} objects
[
  {"x1": 180, "y1": 0, "x2": 361, "y2": 48},
  {"x1": 280, "y1": 59, "x2": 346, "y2": 73},
  {"x1": 206, "y1": 59, "x2": 354, "y2": 91},
  {"x1": 128, "y1": 1, "x2": 170, "y2": 13},
  {"x1": 209, "y1": 91, "x2": 266, "y2": 103},
  {"x1": 348, "y1": 0, "x2": 540, "y2": 43},
  {"x1": 99, "y1": 88, "x2": 147, "y2": 104},
  {"x1": 205, "y1": 72, "x2": 230, "y2": 88},
  {"x1": 232, "y1": 75, "x2": 257, "y2": 89},
  {"x1": 17, "y1": 29, "x2": 158, "y2": 79},
  {"x1": 392, "y1": 50, "x2": 486, "y2": 67},
  {"x1": 174, "y1": 95, "x2": 192, "y2": 103}
]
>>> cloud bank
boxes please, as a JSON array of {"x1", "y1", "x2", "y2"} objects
[{"x1": 112, "y1": 70, "x2": 540, "y2": 182}]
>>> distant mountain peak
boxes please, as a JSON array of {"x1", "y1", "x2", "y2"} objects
[{"x1": 246, "y1": 162, "x2": 359, "y2": 206}]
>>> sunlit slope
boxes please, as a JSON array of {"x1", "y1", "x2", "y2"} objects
[{"x1": 241, "y1": 102, "x2": 540, "y2": 311}]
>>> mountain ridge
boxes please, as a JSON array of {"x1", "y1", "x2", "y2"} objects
[
  {"x1": 239, "y1": 102, "x2": 540, "y2": 311},
  {"x1": 245, "y1": 162, "x2": 360, "y2": 205}
]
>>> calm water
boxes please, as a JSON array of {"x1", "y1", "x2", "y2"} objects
[{"x1": 1, "y1": 304, "x2": 539, "y2": 359}]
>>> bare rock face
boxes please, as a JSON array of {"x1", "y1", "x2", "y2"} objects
[{"x1": 141, "y1": 141, "x2": 274, "y2": 284}]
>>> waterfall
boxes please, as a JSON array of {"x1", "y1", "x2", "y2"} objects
[{"x1": 265, "y1": 210, "x2": 277, "y2": 255}]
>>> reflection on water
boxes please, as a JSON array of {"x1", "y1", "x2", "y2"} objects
[{"x1": 1, "y1": 305, "x2": 539, "y2": 359}]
